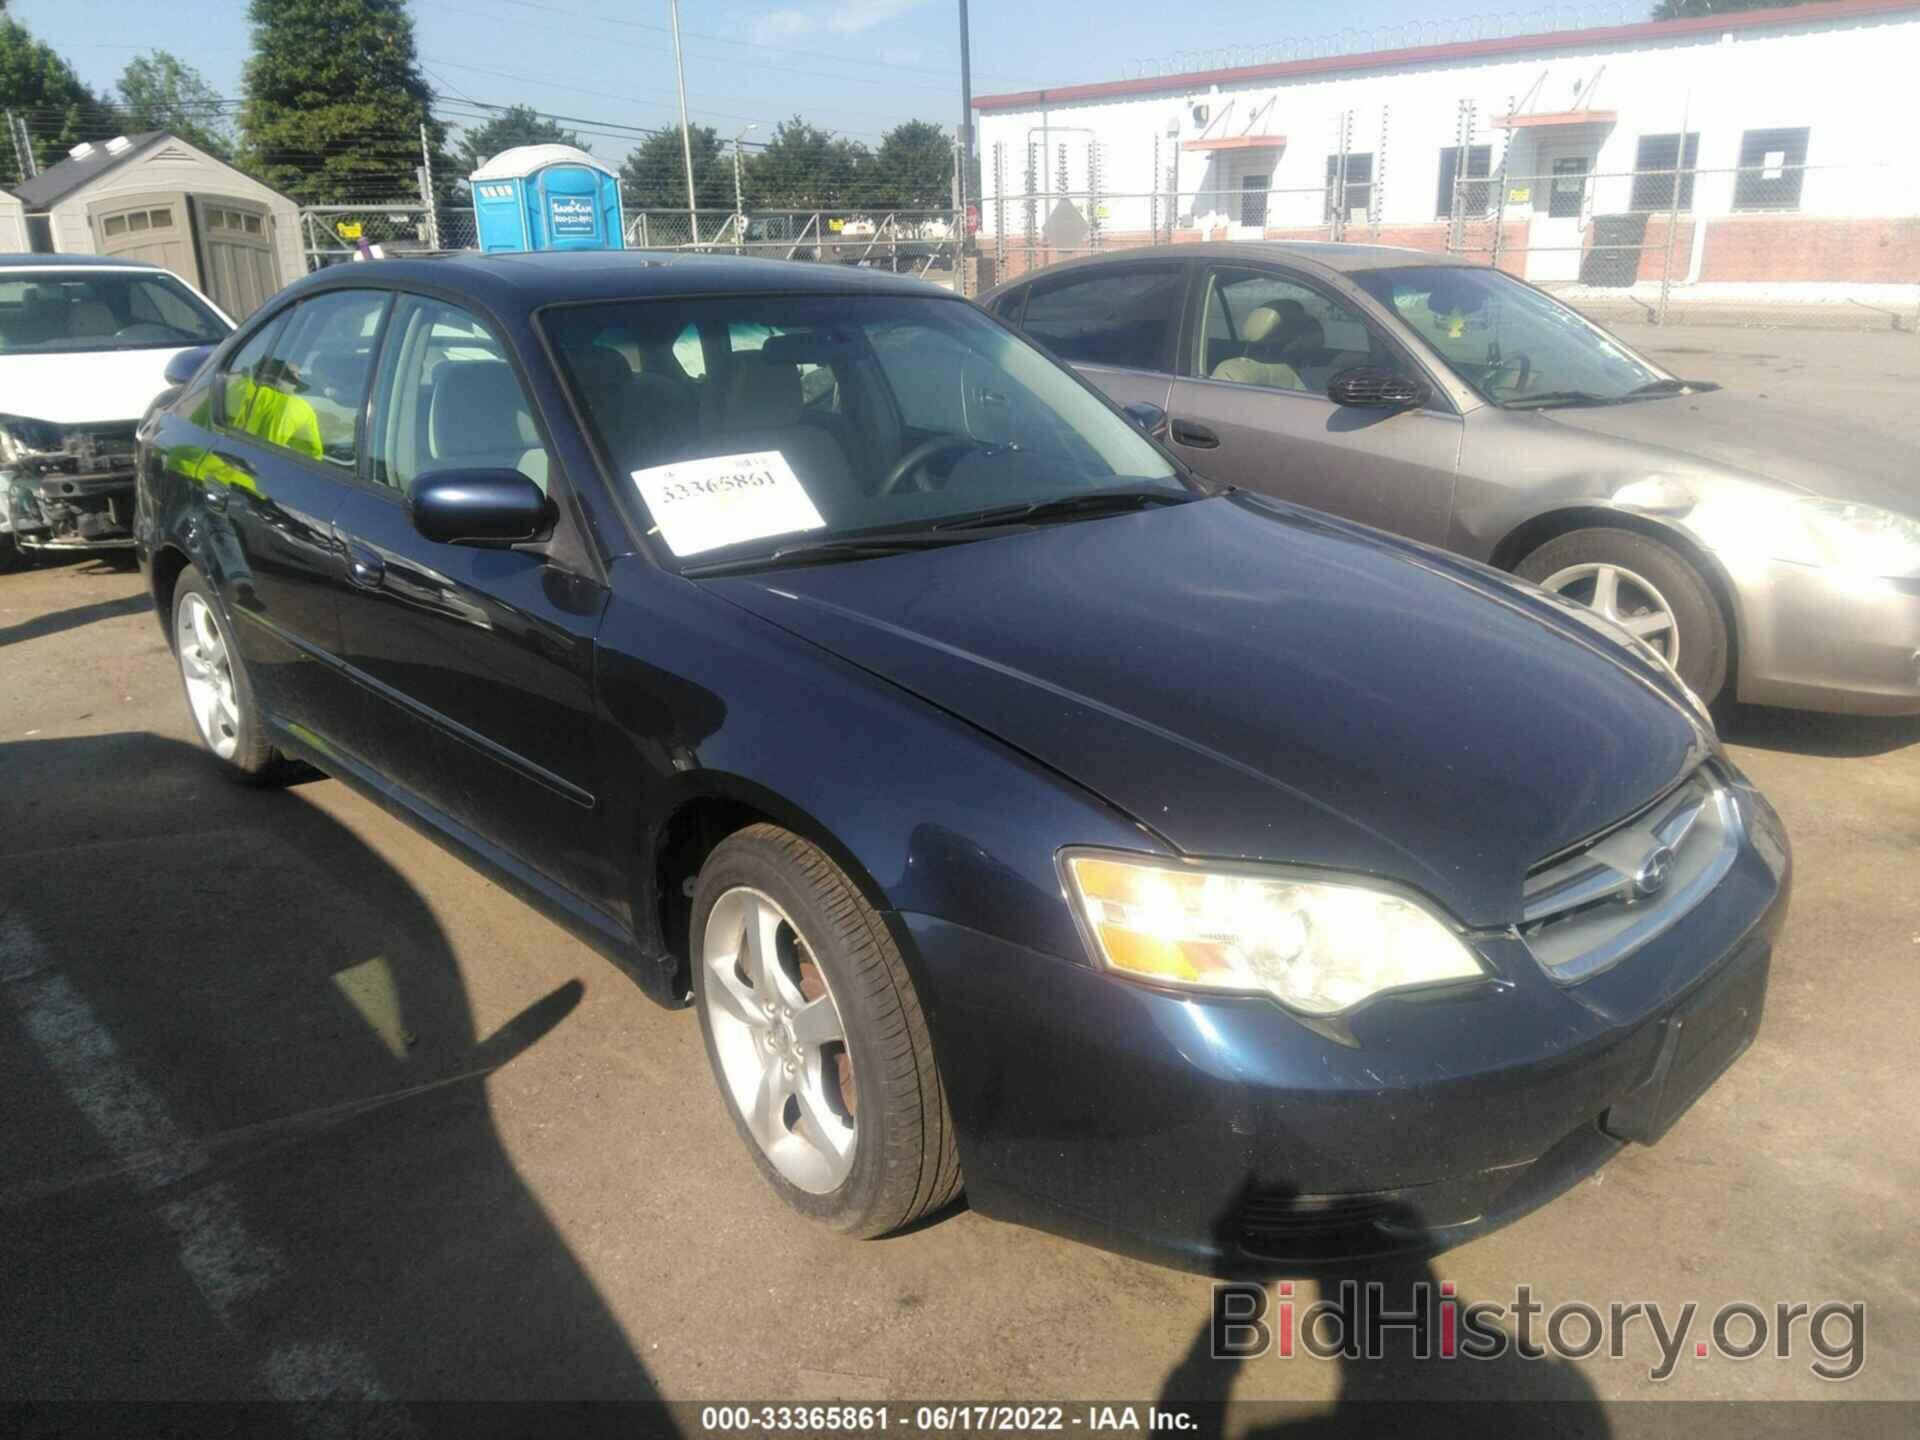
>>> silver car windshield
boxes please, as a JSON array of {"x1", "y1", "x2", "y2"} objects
[
  {"x1": 0, "y1": 271, "x2": 229, "y2": 354},
  {"x1": 542, "y1": 292, "x2": 1191, "y2": 569},
  {"x1": 1353, "y1": 265, "x2": 1667, "y2": 407}
]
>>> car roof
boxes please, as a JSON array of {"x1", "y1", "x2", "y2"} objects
[
  {"x1": 0, "y1": 252, "x2": 166, "y2": 271},
  {"x1": 289, "y1": 249, "x2": 957, "y2": 315},
  {"x1": 982, "y1": 240, "x2": 1480, "y2": 295}
]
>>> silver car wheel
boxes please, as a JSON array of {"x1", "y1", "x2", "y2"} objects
[
  {"x1": 702, "y1": 885, "x2": 857, "y2": 1195},
  {"x1": 175, "y1": 592, "x2": 242, "y2": 760},
  {"x1": 1540, "y1": 561, "x2": 1681, "y2": 667}
]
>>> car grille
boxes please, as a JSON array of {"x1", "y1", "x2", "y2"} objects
[
  {"x1": 62, "y1": 422, "x2": 138, "y2": 475},
  {"x1": 1520, "y1": 768, "x2": 1742, "y2": 984}
]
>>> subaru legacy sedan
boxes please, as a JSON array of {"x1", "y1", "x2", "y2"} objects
[
  {"x1": 136, "y1": 253, "x2": 1787, "y2": 1268},
  {"x1": 985, "y1": 243, "x2": 1920, "y2": 716}
]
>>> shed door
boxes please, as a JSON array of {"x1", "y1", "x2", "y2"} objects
[
  {"x1": 194, "y1": 198, "x2": 282, "y2": 318},
  {"x1": 93, "y1": 193, "x2": 199, "y2": 284}
]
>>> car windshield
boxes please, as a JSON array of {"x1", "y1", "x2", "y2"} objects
[
  {"x1": 542, "y1": 292, "x2": 1191, "y2": 569},
  {"x1": 1351, "y1": 265, "x2": 1667, "y2": 407},
  {"x1": 0, "y1": 270, "x2": 229, "y2": 354}
]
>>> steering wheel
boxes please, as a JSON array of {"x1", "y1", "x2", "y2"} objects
[
  {"x1": 879, "y1": 434, "x2": 980, "y2": 496},
  {"x1": 1485, "y1": 351, "x2": 1534, "y2": 396}
]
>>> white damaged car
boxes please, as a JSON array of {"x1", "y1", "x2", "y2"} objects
[{"x1": 1, "y1": 254, "x2": 231, "y2": 571}]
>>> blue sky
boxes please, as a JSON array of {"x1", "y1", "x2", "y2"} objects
[{"x1": 10, "y1": 0, "x2": 1521, "y2": 154}]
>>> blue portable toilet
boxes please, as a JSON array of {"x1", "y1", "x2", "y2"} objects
[{"x1": 469, "y1": 144, "x2": 625, "y2": 253}]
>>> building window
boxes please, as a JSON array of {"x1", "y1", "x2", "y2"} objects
[
  {"x1": 1324, "y1": 153, "x2": 1374, "y2": 225},
  {"x1": 1631, "y1": 133, "x2": 1699, "y2": 212},
  {"x1": 1734, "y1": 127, "x2": 1810, "y2": 211},
  {"x1": 1435, "y1": 144, "x2": 1492, "y2": 219},
  {"x1": 1239, "y1": 174, "x2": 1270, "y2": 228}
]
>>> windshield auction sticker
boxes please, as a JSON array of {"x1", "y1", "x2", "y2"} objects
[{"x1": 631, "y1": 450, "x2": 827, "y2": 557}]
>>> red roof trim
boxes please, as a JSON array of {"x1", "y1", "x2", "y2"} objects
[{"x1": 972, "y1": 0, "x2": 1918, "y2": 112}]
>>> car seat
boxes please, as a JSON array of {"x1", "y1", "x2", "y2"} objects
[{"x1": 427, "y1": 360, "x2": 550, "y2": 489}]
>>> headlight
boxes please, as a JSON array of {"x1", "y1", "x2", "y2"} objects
[
  {"x1": 1061, "y1": 851, "x2": 1485, "y2": 1016},
  {"x1": 0, "y1": 415, "x2": 64, "y2": 468},
  {"x1": 1690, "y1": 492, "x2": 1920, "y2": 580}
]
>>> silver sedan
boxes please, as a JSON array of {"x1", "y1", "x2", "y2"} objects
[{"x1": 983, "y1": 243, "x2": 1920, "y2": 715}]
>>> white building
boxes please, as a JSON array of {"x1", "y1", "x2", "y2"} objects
[{"x1": 973, "y1": 0, "x2": 1920, "y2": 290}]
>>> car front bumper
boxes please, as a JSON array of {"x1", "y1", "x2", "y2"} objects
[
  {"x1": 906, "y1": 781, "x2": 1790, "y2": 1272},
  {"x1": 3, "y1": 468, "x2": 137, "y2": 551},
  {"x1": 1729, "y1": 556, "x2": 1920, "y2": 715}
]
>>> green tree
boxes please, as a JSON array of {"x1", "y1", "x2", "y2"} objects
[
  {"x1": 748, "y1": 117, "x2": 872, "y2": 211},
  {"x1": 116, "y1": 51, "x2": 232, "y2": 159},
  {"x1": 0, "y1": 8, "x2": 115, "y2": 183},
  {"x1": 1651, "y1": 0, "x2": 1831, "y2": 16},
  {"x1": 239, "y1": 0, "x2": 451, "y2": 205},
  {"x1": 454, "y1": 104, "x2": 584, "y2": 178},
  {"x1": 870, "y1": 120, "x2": 953, "y2": 212},
  {"x1": 619, "y1": 123, "x2": 734, "y2": 210}
]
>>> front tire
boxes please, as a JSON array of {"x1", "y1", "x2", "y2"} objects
[
  {"x1": 170, "y1": 565, "x2": 292, "y2": 783},
  {"x1": 1517, "y1": 526, "x2": 1729, "y2": 705},
  {"x1": 691, "y1": 824, "x2": 962, "y2": 1237},
  {"x1": 0, "y1": 532, "x2": 26, "y2": 574}
]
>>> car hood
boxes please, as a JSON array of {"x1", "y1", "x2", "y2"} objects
[
  {"x1": 0, "y1": 347, "x2": 193, "y2": 426},
  {"x1": 1538, "y1": 388, "x2": 1919, "y2": 512},
  {"x1": 704, "y1": 497, "x2": 1708, "y2": 927}
]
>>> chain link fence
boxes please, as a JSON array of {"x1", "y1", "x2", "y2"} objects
[{"x1": 300, "y1": 199, "x2": 964, "y2": 284}]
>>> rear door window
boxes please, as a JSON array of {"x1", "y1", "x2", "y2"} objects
[{"x1": 1018, "y1": 264, "x2": 1185, "y2": 373}]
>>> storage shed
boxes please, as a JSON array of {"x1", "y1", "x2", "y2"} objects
[
  {"x1": 470, "y1": 144, "x2": 624, "y2": 253},
  {"x1": 0, "y1": 186, "x2": 26, "y2": 251},
  {"x1": 10, "y1": 132, "x2": 302, "y2": 316}
]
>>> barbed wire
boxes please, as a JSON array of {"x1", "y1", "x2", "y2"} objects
[{"x1": 1121, "y1": 3, "x2": 1639, "y2": 80}]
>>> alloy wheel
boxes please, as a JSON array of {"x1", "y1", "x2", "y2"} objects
[
  {"x1": 176, "y1": 592, "x2": 242, "y2": 759},
  {"x1": 702, "y1": 886, "x2": 858, "y2": 1194},
  {"x1": 1540, "y1": 561, "x2": 1682, "y2": 668}
]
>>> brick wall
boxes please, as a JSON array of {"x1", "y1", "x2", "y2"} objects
[
  {"x1": 1699, "y1": 216, "x2": 1920, "y2": 283},
  {"x1": 1632, "y1": 216, "x2": 1697, "y2": 282}
]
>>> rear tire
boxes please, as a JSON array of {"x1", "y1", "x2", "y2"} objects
[
  {"x1": 691, "y1": 824, "x2": 962, "y2": 1238},
  {"x1": 170, "y1": 565, "x2": 294, "y2": 784},
  {"x1": 1517, "y1": 526, "x2": 1729, "y2": 705}
]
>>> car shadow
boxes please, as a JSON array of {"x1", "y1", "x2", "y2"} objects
[
  {"x1": 0, "y1": 732, "x2": 672, "y2": 1424},
  {"x1": 1156, "y1": 1179, "x2": 1610, "y2": 1432},
  {"x1": 0, "y1": 591, "x2": 153, "y2": 648},
  {"x1": 1717, "y1": 702, "x2": 1920, "y2": 758}
]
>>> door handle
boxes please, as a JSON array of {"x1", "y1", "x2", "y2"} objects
[
  {"x1": 345, "y1": 541, "x2": 385, "y2": 589},
  {"x1": 1169, "y1": 419, "x2": 1219, "y2": 449},
  {"x1": 204, "y1": 449, "x2": 255, "y2": 511}
]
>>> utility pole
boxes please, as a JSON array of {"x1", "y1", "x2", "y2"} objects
[
  {"x1": 732, "y1": 123, "x2": 757, "y2": 254},
  {"x1": 418, "y1": 122, "x2": 440, "y2": 251},
  {"x1": 7, "y1": 111, "x2": 36, "y2": 181},
  {"x1": 957, "y1": 0, "x2": 975, "y2": 287},
  {"x1": 669, "y1": 0, "x2": 701, "y2": 247}
]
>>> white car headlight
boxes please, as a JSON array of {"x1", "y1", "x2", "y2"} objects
[
  {"x1": 1690, "y1": 492, "x2": 1920, "y2": 580},
  {"x1": 1061, "y1": 851, "x2": 1485, "y2": 1016}
]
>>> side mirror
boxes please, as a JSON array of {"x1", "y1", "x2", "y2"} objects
[
  {"x1": 1328, "y1": 369, "x2": 1430, "y2": 411},
  {"x1": 1122, "y1": 401, "x2": 1168, "y2": 435},
  {"x1": 163, "y1": 345, "x2": 215, "y2": 389},
  {"x1": 410, "y1": 470, "x2": 553, "y2": 545}
]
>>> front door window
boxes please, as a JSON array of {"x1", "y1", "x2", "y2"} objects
[
  {"x1": 1239, "y1": 175, "x2": 1270, "y2": 229},
  {"x1": 1549, "y1": 157, "x2": 1590, "y2": 220}
]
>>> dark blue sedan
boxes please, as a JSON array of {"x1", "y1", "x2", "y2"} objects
[{"x1": 135, "y1": 252, "x2": 1789, "y2": 1268}]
